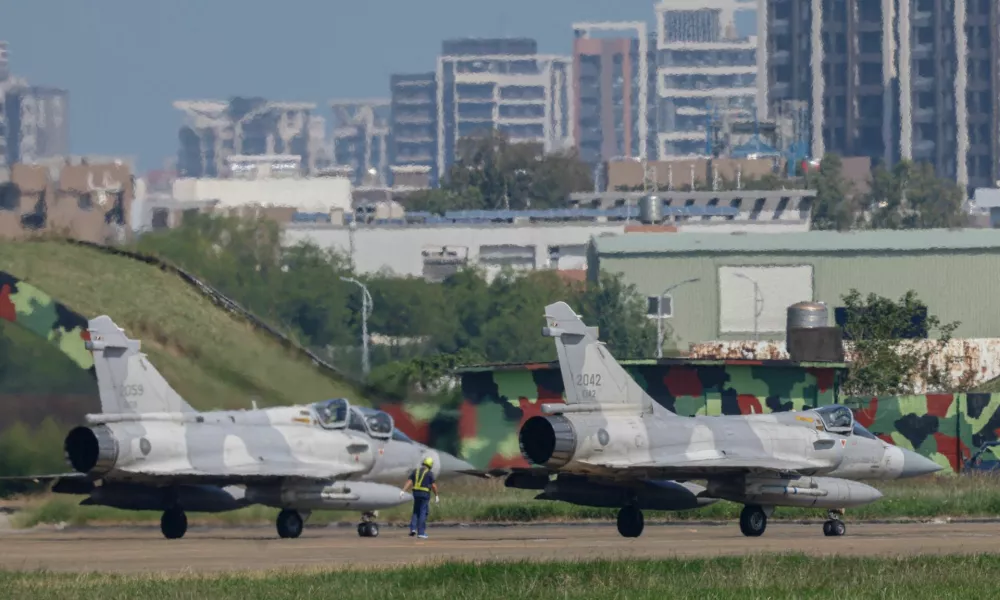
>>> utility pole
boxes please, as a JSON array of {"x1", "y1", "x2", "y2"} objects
[
  {"x1": 340, "y1": 276, "x2": 373, "y2": 377},
  {"x1": 656, "y1": 277, "x2": 701, "y2": 358}
]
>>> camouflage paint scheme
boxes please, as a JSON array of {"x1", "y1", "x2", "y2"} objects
[
  {"x1": 3, "y1": 268, "x2": 996, "y2": 476},
  {"x1": 0, "y1": 271, "x2": 95, "y2": 373}
]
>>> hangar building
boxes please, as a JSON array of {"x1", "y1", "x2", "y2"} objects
[{"x1": 588, "y1": 228, "x2": 1000, "y2": 351}]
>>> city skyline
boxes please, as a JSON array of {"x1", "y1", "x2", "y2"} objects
[{"x1": 4, "y1": 0, "x2": 676, "y2": 172}]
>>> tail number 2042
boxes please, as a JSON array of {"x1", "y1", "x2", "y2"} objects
[{"x1": 576, "y1": 374, "x2": 601, "y2": 386}]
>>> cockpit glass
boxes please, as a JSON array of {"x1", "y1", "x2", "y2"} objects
[
  {"x1": 365, "y1": 412, "x2": 393, "y2": 435},
  {"x1": 313, "y1": 398, "x2": 349, "y2": 428},
  {"x1": 816, "y1": 405, "x2": 854, "y2": 431},
  {"x1": 347, "y1": 409, "x2": 367, "y2": 433},
  {"x1": 852, "y1": 422, "x2": 877, "y2": 440},
  {"x1": 391, "y1": 428, "x2": 414, "y2": 444}
]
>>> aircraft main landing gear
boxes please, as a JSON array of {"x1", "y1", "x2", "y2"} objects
[
  {"x1": 357, "y1": 511, "x2": 380, "y2": 538},
  {"x1": 276, "y1": 509, "x2": 304, "y2": 539},
  {"x1": 616, "y1": 505, "x2": 644, "y2": 538},
  {"x1": 823, "y1": 509, "x2": 846, "y2": 537},
  {"x1": 739, "y1": 504, "x2": 768, "y2": 537},
  {"x1": 160, "y1": 507, "x2": 187, "y2": 539}
]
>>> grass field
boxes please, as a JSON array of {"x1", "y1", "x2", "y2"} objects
[
  {"x1": 0, "y1": 239, "x2": 368, "y2": 411},
  {"x1": 8, "y1": 472, "x2": 1000, "y2": 529},
  {"x1": 2, "y1": 555, "x2": 998, "y2": 599}
]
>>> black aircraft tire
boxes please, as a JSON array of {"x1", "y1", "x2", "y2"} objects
[
  {"x1": 616, "y1": 506, "x2": 644, "y2": 538},
  {"x1": 832, "y1": 520, "x2": 846, "y2": 536},
  {"x1": 160, "y1": 508, "x2": 187, "y2": 540},
  {"x1": 277, "y1": 509, "x2": 304, "y2": 539},
  {"x1": 822, "y1": 519, "x2": 846, "y2": 537},
  {"x1": 366, "y1": 522, "x2": 379, "y2": 538},
  {"x1": 739, "y1": 505, "x2": 767, "y2": 537}
]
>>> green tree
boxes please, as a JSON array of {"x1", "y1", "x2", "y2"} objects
[
  {"x1": 861, "y1": 160, "x2": 968, "y2": 230},
  {"x1": 806, "y1": 153, "x2": 857, "y2": 231},
  {"x1": 475, "y1": 268, "x2": 575, "y2": 363},
  {"x1": 838, "y1": 289, "x2": 962, "y2": 397},
  {"x1": 402, "y1": 186, "x2": 486, "y2": 214},
  {"x1": 575, "y1": 270, "x2": 657, "y2": 359},
  {"x1": 430, "y1": 130, "x2": 592, "y2": 212},
  {"x1": 274, "y1": 242, "x2": 355, "y2": 348}
]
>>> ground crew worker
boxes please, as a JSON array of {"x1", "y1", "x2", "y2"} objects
[{"x1": 400, "y1": 456, "x2": 438, "y2": 539}]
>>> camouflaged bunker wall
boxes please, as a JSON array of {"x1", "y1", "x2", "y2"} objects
[{"x1": 380, "y1": 361, "x2": 1000, "y2": 475}]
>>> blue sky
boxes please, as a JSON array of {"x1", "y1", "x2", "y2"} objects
[{"x1": 3, "y1": 0, "x2": 755, "y2": 172}]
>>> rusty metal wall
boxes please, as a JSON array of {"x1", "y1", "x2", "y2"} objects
[{"x1": 689, "y1": 337, "x2": 1000, "y2": 393}]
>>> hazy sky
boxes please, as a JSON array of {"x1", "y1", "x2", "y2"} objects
[{"x1": 3, "y1": 1, "x2": 753, "y2": 173}]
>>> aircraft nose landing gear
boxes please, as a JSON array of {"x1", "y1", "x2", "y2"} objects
[
  {"x1": 739, "y1": 504, "x2": 770, "y2": 537},
  {"x1": 823, "y1": 509, "x2": 846, "y2": 536},
  {"x1": 357, "y1": 511, "x2": 380, "y2": 538},
  {"x1": 616, "y1": 505, "x2": 644, "y2": 538},
  {"x1": 276, "y1": 509, "x2": 305, "y2": 538},
  {"x1": 160, "y1": 507, "x2": 187, "y2": 539}
]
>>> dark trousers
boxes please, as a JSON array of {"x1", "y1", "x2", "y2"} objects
[{"x1": 410, "y1": 495, "x2": 429, "y2": 536}]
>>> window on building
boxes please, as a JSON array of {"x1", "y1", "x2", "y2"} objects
[
  {"x1": 0, "y1": 183, "x2": 18, "y2": 211},
  {"x1": 646, "y1": 295, "x2": 673, "y2": 318}
]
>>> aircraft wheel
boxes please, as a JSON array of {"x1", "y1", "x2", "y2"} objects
[
  {"x1": 357, "y1": 522, "x2": 379, "y2": 537},
  {"x1": 160, "y1": 508, "x2": 187, "y2": 539},
  {"x1": 276, "y1": 509, "x2": 304, "y2": 539},
  {"x1": 739, "y1": 505, "x2": 767, "y2": 537},
  {"x1": 823, "y1": 519, "x2": 846, "y2": 537},
  {"x1": 616, "y1": 506, "x2": 644, "y2": 538}
]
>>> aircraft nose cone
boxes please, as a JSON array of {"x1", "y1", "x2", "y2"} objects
[
  {"x1": 436, "y1": 451, "x2": 477, "y2": 479},
  {"x1": 899, "y1": 448, "x2": 943, "y2": 478}
]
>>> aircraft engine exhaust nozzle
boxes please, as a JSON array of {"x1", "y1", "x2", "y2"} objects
[
  {"x1": 519, "y1": 415, "x2": 576, "y2": 469},
  {"x1": 64, "y1": 425, "x2": 118, "y2": 476}
]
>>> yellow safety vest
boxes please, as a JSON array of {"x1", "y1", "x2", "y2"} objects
[{"x1": 413, "y1": 467, "x2": 431, "y2": 492}]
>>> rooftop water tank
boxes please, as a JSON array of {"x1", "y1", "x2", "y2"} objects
[
  {"x1": 786, "y1": 301, "x2": 843, "y2": 363},
  {"x1": 638, "y1": 195, "x2": 662, "y2": 224},
  {"x1": 787, "y1": 301, "x2": 828, "y2": 331}
]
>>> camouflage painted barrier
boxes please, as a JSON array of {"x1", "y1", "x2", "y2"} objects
[
  {"x1": 0, "y1": 271, "x2": 95, "y2": 374},
  {"x1": 844, "y1": 394, "x2": 1000, "y2": 474}
]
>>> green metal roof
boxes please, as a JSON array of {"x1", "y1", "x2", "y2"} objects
[{"x1": 593, "y1": 228, "x2": 1000, "y2": 256}]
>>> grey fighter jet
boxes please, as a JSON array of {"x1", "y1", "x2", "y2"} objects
[
  {"x1": 5, "y1": 315, "x2": 476, "y2": 540},
  {"x1": 505, "y1": 302, "x2": 943, "y2": 538}
]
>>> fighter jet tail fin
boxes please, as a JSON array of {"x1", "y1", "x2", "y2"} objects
[
  {"x1": 86, "y1": 316, "x2": 198, "y2": 415},
  {"x1": 543, "y1": 302, "x2": 671, "y2": 416}
]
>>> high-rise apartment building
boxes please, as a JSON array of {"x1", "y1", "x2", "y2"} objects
[
  {"x1": 4, "y1": 85, "x2": 70, "y2": 165},
  {"x1": 330, "y1": 99, "x2": 390, "y2": 186},
  {"x1": 654, "y1": 0, "x2": 761, "y2": 159},
  {"x1": 0, "y1": 43, "x2": 70, "y2": 168},
  {"x1": 389, "y1": 72, "x2": 438, "y2": 187},
  {"x1": 0, "y1": 41, "x2": 9, "y2": 82},
  {"x1": 571, "y1": 22, "x2": 657, "y2": 166},
  {"x1": 436, "y1": 38, "x2": 573, "y2": 178},
  {"x1": 763, "y1": 0, "x2": 999, "y2": 191},
  {"x1": 175, "y1": 98, "x2": 326, "y2": 178}
]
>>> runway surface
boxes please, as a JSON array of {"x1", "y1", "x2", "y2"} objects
[{"x1": 1, "y1": 521, "x2": 999, "y2": 574}]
